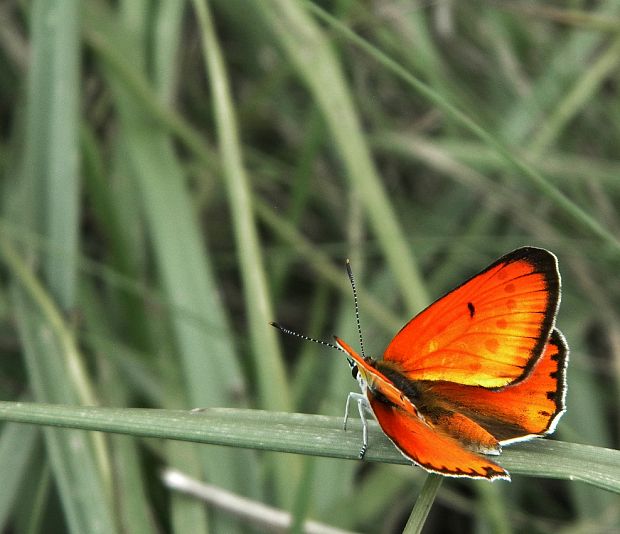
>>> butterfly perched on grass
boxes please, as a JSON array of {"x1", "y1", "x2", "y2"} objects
[{"x1": 274, "y1": 247, "x2": 568, "y2": 480}]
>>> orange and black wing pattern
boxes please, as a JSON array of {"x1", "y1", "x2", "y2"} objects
[
  {"x1": 333, "y1": 247, "x2": 567, "y2": 480},
  {"x1": 383, "y1": 248, "x2": 560, "y2": 388},
  {"x1": 367, "y1": 393, "x2": 510, "y2": 480},
  {"x1": 424, "y1": 328, "x2": 568, "y2": 443}
]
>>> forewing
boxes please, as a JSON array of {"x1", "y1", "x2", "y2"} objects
[{"x1": 384, "y1": 247, "x2": 560, "y2": 387}]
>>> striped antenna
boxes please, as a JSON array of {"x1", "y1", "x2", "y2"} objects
[
  {"x1": 270, "y1": 322, "x2": 346, "y2": 354},
  {"x1": 345, "y1": 259, "x2": 366, "y2": 359}
]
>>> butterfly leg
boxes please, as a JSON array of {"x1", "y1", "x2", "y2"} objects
[
  {"x1": 343, "y1": 392, "x2": 370, "y2": 459},
  {"x1": 343, "y1": 391, "x2": 365, "y2": 430}
]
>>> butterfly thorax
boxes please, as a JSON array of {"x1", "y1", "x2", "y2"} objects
[
  {"x1": 378, "y1": 362, "x2": 455, "y2": 422},
  {"x1": 356, "y1": 358, "x2": 423, "y2": 420},
  {"x1": 373, "y1": 360, "x2": 423, "y2": 405}
]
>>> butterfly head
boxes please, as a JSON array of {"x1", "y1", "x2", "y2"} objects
[
  {"x1": 335, "y1": 336, "x2": 377, "y2": 394},
  {"x1": 349, "y1": 360, "x2": 369, "y2": 395}
]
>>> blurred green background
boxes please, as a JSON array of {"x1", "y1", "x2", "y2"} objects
[{"x1": 0, "y1": 1, "x2": 619, "y2": 532}]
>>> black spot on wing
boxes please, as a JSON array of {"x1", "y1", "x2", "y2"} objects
[{"x1": 467, "y1": 302, "x2": 475, "y2": 318}]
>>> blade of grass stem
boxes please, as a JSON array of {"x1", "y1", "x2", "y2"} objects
[
  {"x1": 0, "y1": 423, "x2": 39, "y2": 528},
  {"x1": 402, "y1": 475, "x2": 442, "y2": 534},
  {"x1": 193, "y1": 0, "x2": 291, "y2": 416},
  {"x1": 0, "y1": 402, "x2": 617, "y2": 492},
  {"x1": 40, "y1": 0, "x2": 80, "y2": 310}
]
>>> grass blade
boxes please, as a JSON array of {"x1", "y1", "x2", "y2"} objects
[{"x1": 0, "y1": 402, "x2": 617, "y2": 493}]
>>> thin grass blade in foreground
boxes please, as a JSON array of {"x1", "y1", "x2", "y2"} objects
[
  {"x1": 0, "y1": 401, "x2": 617, "y2": 493},
  {"x1": 402, "y1": 475, "x2": 443, "y2": 534}
]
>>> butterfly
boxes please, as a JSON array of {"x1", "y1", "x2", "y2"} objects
[{"x1": 333, "y1": 247, "x2": 568, "y2": 480}]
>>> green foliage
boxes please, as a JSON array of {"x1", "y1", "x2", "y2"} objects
[{"x1": 0, "y1": 1, "x2": 619, "y2": 532}]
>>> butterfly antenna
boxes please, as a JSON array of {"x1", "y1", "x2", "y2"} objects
[
  {"x1": 346, "y1": 259, "x2": 366, "y2": 359},
  {"x1": 270, "y1": 322, "x2": 346, "y2": 354}
]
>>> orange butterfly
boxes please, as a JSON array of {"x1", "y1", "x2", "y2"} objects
[{"x1": 274, "y1": 247, "x2": 568, "y2": 480}]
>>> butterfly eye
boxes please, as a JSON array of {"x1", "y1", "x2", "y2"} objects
[{"x1": 351, "y1": 366, "x2": 359, "y2": 379}]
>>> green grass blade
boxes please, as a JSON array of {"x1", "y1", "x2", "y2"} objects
[
  {"x1": 0, "y1": 402, "x2": 617, "y2": 493},
  {"x1": 80, "y1": 282, "x2": 158, "y2": 534},
  {"x1": 39, "y1": 0, "x2": 80, "y2": 309},
  {"x1": 193, "y1": 0, "x2": 291, "y2": 417},
  {"x1": 151, "y1": 1, "x2": 185, "y2": 103},
  {"x1": 0, "y1": 423, "x2": 39, "y2": 528},
  {"x1": 0, "y1": 234, "x2": 97, "y2": 407},
  {"x1": 402, "y1": 475, "x2": 442, "y2": 534}
]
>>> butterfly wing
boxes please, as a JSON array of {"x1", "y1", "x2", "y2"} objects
[
  {"x1": 337, "y1": 336, "x2": 509, "y2": 479},
  {"x1": 423, "y1": 328, "x2": 568, "y2": 442},
  {"x1": 384, "y1": 247, "x2": 560, "y2": 387},
  {"x1": 366, "y1": 393, "x2": 509, "y2": 480}
]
